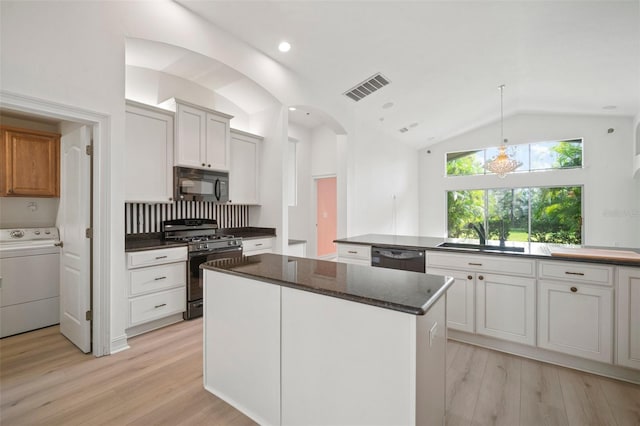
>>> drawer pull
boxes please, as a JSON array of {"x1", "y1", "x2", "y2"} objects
[
  {"x1": 255, "y1": 243, "x2": 263, "y2": 247},
  {"x1": 155, "y1": 255, "x2": 168, "y2": 260},
  {"x1": 478, "y1": 275, "x2": 484, "y2": 281},
  {"x1": 154, "y1": 303, "x2": 167, "y2": 309},
  {"x1": 348, "y1": 250, "x2": 358, "y2": 254},
  {"x1": 565, "y1": 271, "x2": 585, "y2": 276},
  {"x1": 468, "y1": 262, "x2": 483, "y2": 266},
  {"x1": 154, "y1": 276, "x2": 167, "y2": 281},
  {"x1": 570, "y1": 286, "x2": 578, "y2": 293},
  {"x1": 467, "y1": 275, "x2": 473, "y2": 280}
]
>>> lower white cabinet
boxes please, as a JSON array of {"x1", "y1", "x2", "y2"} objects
[
  {"x1": 429, "y1": 267, "x2": 475, "y2": 333},
  {"x1": 617, "y1": 267, "x2": 640, "y2": 369},
  {"x1": 476, "y1": 273, "x2": 536, "y2": 346},
  {"x1": 243, "y1": 237, "x2": 274, "y2": 255},
  {"x1": 126, "y1": 247, "x2": 187, "y2": 331},
  {"x1": 336, "y1": 243, "x2": 371, "y2": 266},
  {"x1": 538, "y1": 280, "x2": 613, "y2": 363}
]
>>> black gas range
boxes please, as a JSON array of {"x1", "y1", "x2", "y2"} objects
[{"x1": 163, "y1": 219, "x2": 243, "y2": 319}]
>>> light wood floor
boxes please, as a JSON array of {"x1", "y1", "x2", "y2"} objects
[{"x1": 1, "y1": 320, "x2": 639, "y2": 426}]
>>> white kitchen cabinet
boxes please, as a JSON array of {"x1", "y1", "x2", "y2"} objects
[
  {"x1": 174, "y1": 99, "x2": 232, "y2": 171},
  {"x1": 126, "y1": 247, "x2": 187, "y2": 334},
  {"x1": 336, "y1": 243, "x2": 371, "y2": 266},
  {"x1": 616, "y1": 267, "x2": 640, "y2": 370},
  {"x1": 429, "y1": 267, "x2": 474, "y2": 333},
  {"x1": 124, "y1": 101, "x2": 174, "y2": 203},
  {"x1": 243, "y1": 237, "x2": 275, "y2": 255},
  {"x1": 229, "y1": 129, "x2": 262, "y2": 204},
  {"x1": 426, "y1": 252, "x2": 536, "y2": 345},
  {"x1": 538, "y1": 279, "x2": 613, "y2": 363},
  {"x1": 476, "y1": 273, "x2": 536, "y2": 346},
  {"x1": 287, "y1": 241, "x2": 307, "y2": 257}
]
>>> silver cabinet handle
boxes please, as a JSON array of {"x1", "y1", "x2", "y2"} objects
[
  {"x1": 468, "y1": 262, "x2": 483, "y2": 266},
  {"x1": 255, "y1": 243, "x2": 263, "y2": 246},
  {"x1": 154, "y1": 303, "x2": 167, "y2": 309},
  {"x1": 348, "y1": 250, "x2": 358, "y2": 254},
  {"x1": 154, "y1": 276, "x2": 167, "y2": 281},
  {"x1": 565, "y1": 271, "x2": 585, "y2": 276},
  {"x1": 155, "y1": 255, "x2": 168, "y2": 260}
]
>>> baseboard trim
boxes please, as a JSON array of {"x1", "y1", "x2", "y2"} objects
[
  {"x1": 110, "y1": 334, "x2": 129, "y2": 355},
  {"x1": 448, "y1": 330, "x2": 640, "y2": 384},
  {"x1": 125, "y1": 313, "x2": 184, "y2": 339}
]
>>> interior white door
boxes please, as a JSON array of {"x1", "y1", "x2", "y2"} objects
[{"x1": 59, "y1": 124, "x2": 91, "y2": 353}]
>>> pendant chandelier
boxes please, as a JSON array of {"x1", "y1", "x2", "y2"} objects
[{"x1": 484, "y1": 84, "x2": 521, "y2": 178}]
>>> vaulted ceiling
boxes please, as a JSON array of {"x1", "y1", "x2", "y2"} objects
[{"x1": 168, "y1": 1, "x2": 638, "y2": 149}]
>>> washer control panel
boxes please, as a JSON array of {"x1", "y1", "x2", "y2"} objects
[{"x1": 0, "y1": 227, "x2": 60, "y2": 243}]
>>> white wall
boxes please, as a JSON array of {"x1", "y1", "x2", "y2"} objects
[
  {"x1": 310, "y1": 126, "x2": 338, "y2": 177},
  {"x1": 348, "y1": 119, "x2": 420, "y2": 237},
  {"x1": 288, "y1": 123, "x2": 312, "y2": 246},
  {"x1": 419, "y1": 113, "x2": 640, "y2": 248}
]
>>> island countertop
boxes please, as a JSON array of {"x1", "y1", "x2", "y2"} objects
[{"x1": 202, "y1": 253, "x2": 454, "y2": 315}]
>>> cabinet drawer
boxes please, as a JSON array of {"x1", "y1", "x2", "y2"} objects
[
  {"x1": 127, "y1": 247, "x2": 187, "y2": 269},
  {"x1": 337, "y1": 243, "x2": 371, "y2": 261},
  {"x1": 129, "y1": 287, "x2": 186, "y2": 326},
  {"x1": 129, "y1": 262, "x2": 186, "y2": 296},
  {"x1": 538, "y1": 260, "x2": 613, "y2": 286},
  {"x1": 243, "y1": 237, "x2": 274, "y2": 253},
  {"x1": 427, "y1": 252, "x2": 535, "y2": 277}
]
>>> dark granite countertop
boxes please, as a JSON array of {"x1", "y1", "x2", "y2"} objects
[
  {"x1": 223, "y1": 227, "x2": 276, "y2": 240},
  {"x1": 334, "y1": 234, "x2": 640, "y2": 267},
  {"x1": 125, "y1": 233, "x2": 188, "y2": 252},
  {"x1": 202, "y1": 253, "x2": 454, "y2": 316}
]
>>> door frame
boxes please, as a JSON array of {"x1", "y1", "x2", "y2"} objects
[
  {"x1": 313, "y1": 174, "x2": 337, "y2": 259},
  {"x1": 1, "y1": 90, "x2": 111, "y2": 357}
]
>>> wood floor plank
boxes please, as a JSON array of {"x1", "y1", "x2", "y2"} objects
[
  {"x1": 446, "y1": 342, "x2": 489, "y2": 426},
  {"x1": 470, "y1": 350, "x2": 521, "y2": 426},
  {"x1": 520, "y1": 357, "x2": 569, "y2": 426},
  {"x1": 598, "y1": 376, "x2": 640, "y2": 426},
  {"x1": 558, "y1": 366, "x2": 619, "y2": 426}
]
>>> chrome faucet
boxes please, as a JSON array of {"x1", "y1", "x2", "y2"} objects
[{"x1": 467, "y1": 222, "x2": 486, "y2": 245}]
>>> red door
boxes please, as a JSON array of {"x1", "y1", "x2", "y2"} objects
[{"x1": 316, "y1": 177, "x2": 337, "y2": 257}]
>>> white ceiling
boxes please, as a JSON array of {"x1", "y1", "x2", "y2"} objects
[{"x1": 170, "y1": 1, "x2": 638, "y2": 149}]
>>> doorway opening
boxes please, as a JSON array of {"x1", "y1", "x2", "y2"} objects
[{"x1": 315, "y1": 176, "x2": 337, "y2": 259}]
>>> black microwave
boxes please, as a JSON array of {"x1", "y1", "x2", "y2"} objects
[{"x1": 174, "y1": 166, "x2": 229, "y2": 203}]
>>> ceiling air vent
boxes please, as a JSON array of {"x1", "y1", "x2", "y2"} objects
[
  {"x1": 398, "y1": 127, "x2": 409, "y2": 133},
  {"x1": 343, "y1": 73, "x2": 390, "y2": 102}
]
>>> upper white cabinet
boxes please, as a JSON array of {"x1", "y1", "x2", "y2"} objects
[
  {"x1": 174, "y1": 99, "x2": 232, "y2": 172},
  {"x1": 124, "y1": 101, "x2": 174, "y2": 203},
  {"x1": 230, "y1": 129, "x2": 262, "y2": 204},
  {"x1": 617, "y1": 267, "x2": 640, "y2": 370}
]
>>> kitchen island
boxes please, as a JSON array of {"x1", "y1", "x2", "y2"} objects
[{"x1": 201, "y1": 253, "x2": 454, "y2": 426}]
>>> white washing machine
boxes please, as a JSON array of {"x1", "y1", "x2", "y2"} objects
[{"x1": 0, "y1": 227, "x2": 61, "y2": 338}]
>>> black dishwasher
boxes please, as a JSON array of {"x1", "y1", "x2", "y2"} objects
[{"x1": 370, "y1": 246, "x2": 425, "y2": 273}]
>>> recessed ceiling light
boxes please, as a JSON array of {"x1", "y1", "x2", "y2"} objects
[
  {"x1": 288, "y1": 107, "x2": 296, "y2": 111},
  {"x1": 382, "y1": 102, "x2": 394, "y2": 109},
  {"x1": 379, "y1": 117, "x2": 385, "y2": 122},
  {"x1": 278, "y1": 41, "x2": 291, "y2": 52},
  {"x1": 602, "y1": 105, "x2": 617, "y2": 110}
]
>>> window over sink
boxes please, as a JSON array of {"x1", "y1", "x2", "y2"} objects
[{"x1": 447, "y1": 185, "x2": 583, "y2": 244}]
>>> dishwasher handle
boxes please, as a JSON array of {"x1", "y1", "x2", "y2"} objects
[{"x1": 372, "y1": 247, "x2": 424, "y2": 260}]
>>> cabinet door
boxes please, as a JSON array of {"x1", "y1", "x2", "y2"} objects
[
  {"x1": 175, "y1": 103, "x2": 206, "y2": 168},
  {"x1": 428, "y1": 267, "x2": 474, "y2": 333},
  {"x1": 1, "y1": 127, "x2": 59, "y2": 197},
  {"x1": 476, "y1": 273, "x2": 536, "y2": 346},
  {"x1": 204, "y1": 112, "x2": 230, "y2": 171},
  {"x1": 125, "y1": 103, "x2": 174, "y2": 203},
  {"x1": 617, "y1": 268, "x2": 640, "y2": 369},
  {"x1": 538, "y1": 280, "x2": 613, "y2": 363},
  {"x1": 230, "y1": 131, "x2": 260, "y2": 204}
]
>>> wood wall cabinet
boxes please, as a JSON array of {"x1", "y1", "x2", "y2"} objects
[
  {"x1": 616, "y1": 267, "x2": 640, "y2": 370},
  {"x1": 125, "y1": 101, "x2": 174, "y2": 203},
  {"x1": 229, "y1": 129, "x2": 262, "y2": 204},
  {"x1": 1, "y1": 126, "x2": 60, "y2": 197},
  {"x1": 174, "y1": 99, "x2": 232, "y2": 172}
]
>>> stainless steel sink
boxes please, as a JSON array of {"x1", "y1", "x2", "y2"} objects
[{"x1": 436, "y1": 242, "x2": 525, "y2": 253}]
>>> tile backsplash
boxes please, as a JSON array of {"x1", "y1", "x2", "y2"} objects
[{"x1": 125, "y1": 201, "x2": 249, "y2": 234}]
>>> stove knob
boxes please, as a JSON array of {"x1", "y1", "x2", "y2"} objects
[
  {"x1": 45, "y1": 230, "x2": 51, "y2": 234},
  {"x1": 34, "y1": 230, "x2": 41, "y2": 235}
]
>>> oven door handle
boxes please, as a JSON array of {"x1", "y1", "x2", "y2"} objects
[{"x1": 373, "y1": 248, "x2": 424, "y2": 260}]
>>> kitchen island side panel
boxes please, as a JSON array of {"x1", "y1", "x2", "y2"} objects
[{"x1": 203, "y1": 271, "x2": 281, "y2": 425}]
